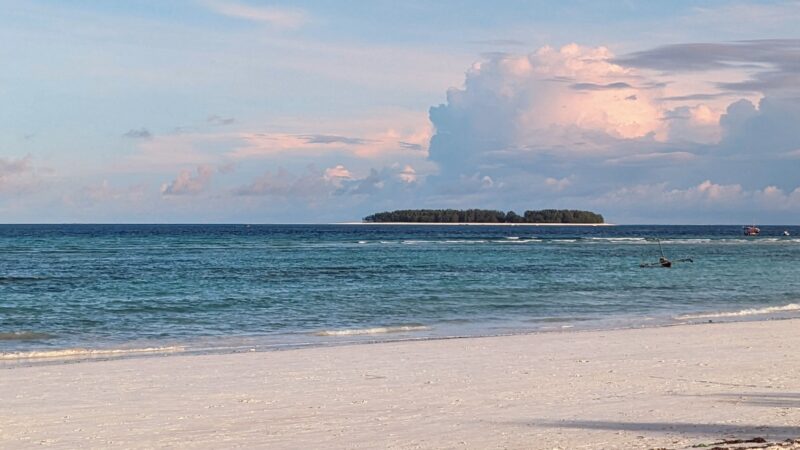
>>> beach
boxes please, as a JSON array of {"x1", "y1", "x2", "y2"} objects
[
  {"x1": 337, "y1": 222, "x2": 615, "y2": 226},
  {"x1": 3, "y1": 319, "x2": 800, "y2": 449}
]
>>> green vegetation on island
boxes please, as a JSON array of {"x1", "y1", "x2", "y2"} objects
[{"x1": 363, "y1": 209, "x2": 605, "y2": 224}]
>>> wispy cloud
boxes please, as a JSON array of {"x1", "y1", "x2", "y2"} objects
[
  {"x1": 615, "y1": 40, "x2": 800, "y2": 94},
  {"x1": 207, "y1": 115, "x2": 236, "y2": 126},
  {"x1": 571, "y1": 82, "x2": 634, "y2": 91},
  {"x1": 123, "y1": 128, "x2": 153, "y2": 139},
  {"x1": 203, "y1": 1, "x2": 308, "y2": 28},
  {"x1": 298, "y1": 134, "x2": 372, "y2": 145}
]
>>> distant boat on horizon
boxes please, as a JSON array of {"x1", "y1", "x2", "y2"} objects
[{"x1": 743, "y1": 225, "x2": 760, "y2": 236}]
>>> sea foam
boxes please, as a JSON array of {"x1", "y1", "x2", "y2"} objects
[
  {"x1": 314, "y1": 325, "x2": 430, "y2": 336},
  {"x1": 0, "y1": 346, "x2": 184, "y2": 360},
  {"x1": 676, "y1": 303, "x2": 800, "y2": 320}
]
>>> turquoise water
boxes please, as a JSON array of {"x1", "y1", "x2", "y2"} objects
[{"x1": 1, "y1": 224, "x2": 799, "y2": 358}]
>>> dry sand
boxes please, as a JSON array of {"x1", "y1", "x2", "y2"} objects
[{"x1": 3, "y1": 319, "x2": 800, "y2": 449}]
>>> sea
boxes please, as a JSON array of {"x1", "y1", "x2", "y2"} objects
[{"x1": 2, "y1": 224, "x2": 799, "y2": 364}]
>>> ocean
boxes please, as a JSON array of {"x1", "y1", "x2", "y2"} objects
[{"x1": 2, "y1": 224, "x2": 799, "y2": 362}]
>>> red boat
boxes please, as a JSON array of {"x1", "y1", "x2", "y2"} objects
[{"x1": 743, "y1": 225, "x2": 760, "y2": 236}]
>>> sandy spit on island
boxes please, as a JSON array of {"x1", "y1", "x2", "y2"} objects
[
  {"x1": 335, "y1": 222, "x2": 615, "y2": 226},
  {"x1": 3, "y1": 319, "x2": 800, "y2": 449}
]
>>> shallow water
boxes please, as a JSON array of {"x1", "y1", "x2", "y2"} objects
[{"x1": 1, "y1": 224, "x2": 799, "y2": 358}]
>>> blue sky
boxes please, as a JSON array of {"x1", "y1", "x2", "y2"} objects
[{"x1": 2, "y1": 0, "x2": 800, "y2": 223}]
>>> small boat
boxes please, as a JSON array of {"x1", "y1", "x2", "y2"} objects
[
  {"x1": 743, "y1": 225, "x2": 760, "y2": 236},
  {"x1": 640, "y1": 238, "x2": 693, "y2": 268}
]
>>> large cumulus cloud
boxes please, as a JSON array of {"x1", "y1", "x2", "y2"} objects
[
  {"x1": 422, "y1": 42, "x2": 800, "y2": 222},
  {"x1": 428, "y1": 44, "x2": 665, "y2": 173}
]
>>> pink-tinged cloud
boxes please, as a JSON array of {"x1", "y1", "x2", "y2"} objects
[
  {"x1": 228, "y1": 126, "x2": 431, "y2": 160},
  {"x1": 428, "y1": 43, "x2": 673, "y2": 179},
  {"x1": 664, "y1": 104, "x2": 722, "y2": 144},
  {"x1": 0, "y1": 156, "x2": 43, "y2": 195},
  {"x1": 161, "y1": 165, "x2": 214, "y2": 196},
  {"x1": 323, "y1": 165, "x2": 354, "y2": 187},
  {"x1": 397, "y1": 165, "x2": 417, "y2": 184},
  {"x1": 0, "y1": 156, "x2": 31, "y2": 181}
]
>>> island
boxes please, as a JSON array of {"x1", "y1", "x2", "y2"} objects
[{"x1": 363, "y1": 209, "x2": 605, "y2": 224}]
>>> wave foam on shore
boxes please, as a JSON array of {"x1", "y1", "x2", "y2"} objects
[
  {"x1": 314, "y1": 325, "x2": 430, "y2": 336},
  {"x1": 676, "y1": 303, "x2": 800, "y2": 320},
  {"x1": 0, "y1": 345, "x2": 184, "y2": 361}
]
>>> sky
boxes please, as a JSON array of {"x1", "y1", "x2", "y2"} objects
[{"x1": 2, "y1": 0, "x2": 800, "y2": 224}]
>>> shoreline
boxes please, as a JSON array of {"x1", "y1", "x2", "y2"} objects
[
  {"x1": 3, "y1": 318, "x2": 800, "y2": 448},
  {"x1": 3, "y1": 303, "x2": 799, "y2": 366},
  {"x1": 336, "y1": 221, "x2": 615, "y2": 226}
]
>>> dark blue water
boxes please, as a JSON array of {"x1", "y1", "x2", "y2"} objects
[{"x1": 1, "y1": 224, "x2": 799, "y2": 358}]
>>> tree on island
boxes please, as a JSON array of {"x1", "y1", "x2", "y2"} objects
[{"x1": 363, "y1": 209, "x2": 604, "y2": 224}]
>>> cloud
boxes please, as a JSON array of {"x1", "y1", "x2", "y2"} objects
[
  {"x1": 299, "y1": 134, "x2": 372, "y2": 145},
  {"x1": 203, "y1": 1, "x2": 307, "y2": 28},
  {"x1": 0, "y1": 156, "x2": 44, "y2": 196},
  {"x1": 605, "y1": 151, "x2": 698, "y2": 166},
  {"x1": 229, "y1": 126, "x2": 431, "y2": 160},
  {"x1": 597, "y1": 180, "x2": 745, "y2": 211},
  {"x1": 161, "y1": 165, "x2": 214, "y2": 196},
  {"x1": 427, "y1": 43, "x2": 665, "y2": 178},
  {"x1": 596, "y1": 179, "x2": 800, "y2": 219},
  {"x1": 753, "y1": 185, "x2": 800, "y2": 210},
  {"x1": 416, "y1": 40, "x2": 800, "y2": 222},
  {"x1": 545, "y1": 175, "x2": 573, "y2": 191},
  {"x1": 719, "y1": 96, "x2": 800, "y2": 154},
  {"x1": 661, "y1": 93, "x2": 730, "y2": 102},
  {"x1": 570, "y1": 82, "x2": 634, "y2": 91},
  {"x1": 45, "y1": 34, "x2": 800, "y2": 223},
  {"x1": 323, "y1": 164, "x2": 353, "y2": 187},
  {"x1": 398, "y1": 165, "x2": 417, "y2": 184},
  {"x1": 207, "y1": 115, "x2": 236, "y2": 126},
  {"x1": 123, "y1": 128, "x2": 152, "y2": 139},
  {"x1": 232, "y1": 163, "x2": 421, "y2": 201},
  {"x1": 398, "y1": 141, "x2": 423, "y2": 151},
  {"x1": 341, "y1": 169, "x2": 385, "y2": 195},
  {"x1": 233, "y1": 167, "x2": 328, "y2": 198},
  {"x1": 615, "y1": 40, "x2": 800, "y2": 72},
  {"x1": 616, "y1": 39, "x2": 800, "y2": 94},
  {"x1": 664, "y1": 104, "x2": 721, "y2": 144},
  {"x1": 0, "y1": 156, "x2": 31, "y2": 179}
]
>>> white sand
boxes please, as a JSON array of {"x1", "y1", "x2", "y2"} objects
[
  {"x1": 337, "y1": 222, "x2": 614, "y2": 226},
  {"x1": 3, "y1": 320, "x2": 800, "y2": 449}
]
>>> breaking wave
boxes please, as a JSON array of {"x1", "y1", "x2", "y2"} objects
[
  {"x1": 588, "y1": 237, "x2": 647, "y2": 242},
  {"x1": 314, "y1": 325, "x2": 430, "y2": 336},
  {"x1": 676, "y1": 303, "x2": 800, "y2": 320},
  {"x1": 0, "y1": 346, "x2": 184, "y2": 360}
]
